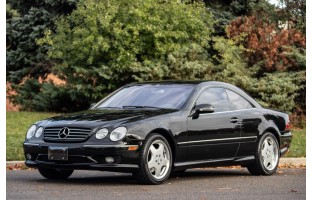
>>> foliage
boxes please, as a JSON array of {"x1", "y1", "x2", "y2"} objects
[
  {"x1": 249, "y1": 72, "x2": 302, "y2": 111},
  {"x1": 6, "y1": 0, "x2": 78, "y2": 83},
  {"x1": 226, "y1": 13, "x2": 305, "y2": 114},
  {"x1": 36, "y1": 0, "x2": 214, "y2": 111},
  {"x1": 7, "y1": 0, "x2": 305, "y2": 115},
  {"x1": 227, "y1": 15, "x2": 305, "y2": 72},
  {"x1": 210, "y1": 37, "x2": 300, "y2": 112},
  {"x1": 205, "y1": 0, "x2": 272, "y2": 35},
  {"x1": 277, "y1": 0, "x2": 306, "y2": 34},
  {"x1": 10, "y1": 79, "x2": 88, "y2": 112}
]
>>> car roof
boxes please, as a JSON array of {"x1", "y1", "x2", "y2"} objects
[{"x1": 127, "y1": 80, "x2": 223, "y2": 86}]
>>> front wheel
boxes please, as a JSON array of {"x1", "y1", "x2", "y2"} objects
[
  {"x1": 134, "y1": 133, "x2": 172, "y2": 184},
  {"x1": 247, "y1": 132, "x2": 280, "y2": 175},
  {"x1": 38, "y1": 167, "x2": 74, "y2": 179}
]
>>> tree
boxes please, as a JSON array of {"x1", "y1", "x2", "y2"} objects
[
  {"x1": 211, "y1": 37, "x2": 301, "y2": 112},
  {"x1": 226, "y1": 13, "x2": 305, "y2": 114},
  {"x1": 205, "y1": 0, "x2": 267, "y2": 35},
  {"x1": 277, "y1": 0, "x2": 306, "y2": 34},
  {"x1": 35, "y1": 0, "x2": 214, "y2": 111},
  {"x1": 227, "y1": 15, "x2": 305, "y2": 72},
  {"x1": 6, "y1": 0, "x2": 78, "y2": 83}
]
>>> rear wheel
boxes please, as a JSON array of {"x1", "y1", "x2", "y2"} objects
[
  {"x1": 247, "y1": 132, "x2": 280, "y2": 175},
  {"x1": 134, "y1": 133, "x2": 172, "y2": 184},
  {"x1": 38, "y1": 167, "x2": 74, "y2": 179}
]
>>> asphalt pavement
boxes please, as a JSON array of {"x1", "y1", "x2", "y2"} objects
[{"x1": 7, "y1": 168, "x2": 305, "y2": 200}]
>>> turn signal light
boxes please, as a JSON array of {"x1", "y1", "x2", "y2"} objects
[{"x1": 128, "y1": 146, "x2": 138, "y2": 151}]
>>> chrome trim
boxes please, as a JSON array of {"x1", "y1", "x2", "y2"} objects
[
  {"x1": 87, "y1": 156, "x2": 98, "y2": 163},
  {"x1": 175, "y1": 158, "x2": 233, "y2": 167},
  {"x1": 24, "y1": 143, "x2": 40, "y2": 146},
  {"x1": 198, "y1": 108, "x2": 258, "y2": 116},
  {"x1": 82, "y1": 144, "x2": 139, "y2": 148},
  {"x1": 177, "y1": 136, "x2": 257, "y2": 145}
]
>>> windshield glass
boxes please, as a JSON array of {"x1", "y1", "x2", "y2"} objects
[{"x1": 97, "y1": 84, "x2": 195, "y2": 110}]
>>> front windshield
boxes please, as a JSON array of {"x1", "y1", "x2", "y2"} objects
[{"x1": 97, "y1": 84, "x2": 195, "y2": 110}]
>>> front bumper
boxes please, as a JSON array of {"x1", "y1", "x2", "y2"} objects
[{"x1": 23, "y1": 142, "x2": 140, "y2": 172}]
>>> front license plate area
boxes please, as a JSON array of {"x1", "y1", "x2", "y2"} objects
[{"x1": 48, "y1": 147, "x2": 68, "y2": 161}]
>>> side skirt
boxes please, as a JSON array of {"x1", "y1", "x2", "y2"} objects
[{"x1": 173, "y1": 155, "x2": 255, "y2": 171}]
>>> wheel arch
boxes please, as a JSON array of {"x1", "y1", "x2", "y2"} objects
[
  {"x1": 148, "y1": 128, "x2": 177, "y2": 162},
  {"x1": 263, "y1": 127, "x2": 280, "y2": 146}
]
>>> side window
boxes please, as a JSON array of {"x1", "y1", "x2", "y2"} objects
[
  {"x1": 226, "y1": 89, "x2": 253, "y2": 110},
  {"x1": 196, "y1": 88, "x2": 231, "y2": 112}
]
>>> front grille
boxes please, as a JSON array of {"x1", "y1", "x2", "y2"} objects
[{"x1": 44, "y1": 127, "x2": 91, "y2": 142}]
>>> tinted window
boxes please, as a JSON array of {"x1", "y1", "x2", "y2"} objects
[
  {"x1": 196, "y1": 88, "x2": 231, "y2": 112},
  {"x1": 226, "y1": 89, "x2": 253, "y2": 110},
  {"x1": 97, "y1": 84, "x2": 195, "y2": 109}
]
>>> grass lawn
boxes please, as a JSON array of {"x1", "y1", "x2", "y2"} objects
[
  {"x1": 285, "y1": 128, "x2": 306, "y2": 158},
  {"x1": 6, "y1": 111, "x2": 306, "y2": 161}
]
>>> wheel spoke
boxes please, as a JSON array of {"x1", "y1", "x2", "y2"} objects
[
  {"x1": 261, "y1": 147, "x2": 267, "y2": 157},
  {"x1": 148, "y1": 158, "x2": 156, "y2": 169},
  {"x1": 263, "y1": 156, "x2": 270, "y2": 167},
  {"x1": 154, "y1": 165, "x2": 162, "y2": 177},
  {"x1": 157, "y1": 143, "x2": 165, "y2": 155},
  {"x1": 161, "y1": 155, "x2": 169, "y2": 167},
  {"x1": 263, "y1": 139, "x2": 269, "y2": 150},
  {"x1": 269, "y1": 143, "x2": 275, "y2": 153},
  {"x1": 150, "y1": 144, "x2": 157, "y2": 154}
]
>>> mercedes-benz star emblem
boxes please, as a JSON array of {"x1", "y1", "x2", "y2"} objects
[{"x1": 58, "y1": 127, "x2": 70, "y2": 138}]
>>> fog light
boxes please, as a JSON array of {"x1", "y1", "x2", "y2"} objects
[
  {"x1": 26, "y1": 153, "x2": 32, "y2": 160},
  {"x1": 105, "y1": 157, "x2": 114, "y2": 163}
]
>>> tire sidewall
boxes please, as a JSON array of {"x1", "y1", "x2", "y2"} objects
[
  {"x1": 257, "y1": 132, "x2": 280, "y2": 175},
  {"x1": 141, "y1": 134, "x2": 172, "y2": 183}
]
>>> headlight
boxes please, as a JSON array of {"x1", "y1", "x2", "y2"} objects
[
  {"x1": 26, "y1": 125, "x2": 37, "y2": 139},
  {"x1": 35, "y1": 127, "x2": 43, "y2": 138},
  {"x1": 110, "y1": 127, "x2": 127, "y2": 141},
  {"x1": 95, "y1": 128, "x2": 109, "y2": 139}
]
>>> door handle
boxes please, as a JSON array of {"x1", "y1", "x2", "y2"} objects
[{"x1": 230, "y1": 117, "x2": 239, "y2": 123}]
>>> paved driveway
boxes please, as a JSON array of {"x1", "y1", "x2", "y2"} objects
[{"x1": 7, "y1": 167, "x2": 305, "y2": 200}]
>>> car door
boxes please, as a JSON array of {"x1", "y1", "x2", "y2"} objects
[
  {"x1": 225, "y1": 89, "x2": 262, "y2": 157},
  {"x1": 186, "y1": 87, "x2": 241, "y2": 161}
]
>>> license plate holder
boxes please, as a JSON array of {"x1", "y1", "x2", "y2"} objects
[{"x1": 48, "y1": 146, "x2": 68, "y2": 161}]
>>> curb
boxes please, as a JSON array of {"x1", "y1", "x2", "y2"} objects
[
  {"x1": 6, "y1": 158, "x2": 306, "y2": 170},
  {"x1": 278, "y1": 157, "x2": 306, "y2": 167}
]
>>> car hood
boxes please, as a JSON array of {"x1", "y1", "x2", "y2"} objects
[{"x1": 39, "y1": 108, "x2": 177, "y2": 129}]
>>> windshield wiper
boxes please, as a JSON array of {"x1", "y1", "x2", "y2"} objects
[
  {"x1": 97, "y1": 106, "x2": 122, "y2": 109},
  {"x1": 122, "y1": 106, "x2": 164, "y2": 109}
]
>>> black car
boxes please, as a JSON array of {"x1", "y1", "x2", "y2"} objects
[{"x1": 24, "y1": 81, "x2": 292, "y2": 184}]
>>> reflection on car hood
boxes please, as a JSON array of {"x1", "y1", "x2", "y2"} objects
[{"x1": 40, "y1": 108, "x2": 177, "y2": 129}]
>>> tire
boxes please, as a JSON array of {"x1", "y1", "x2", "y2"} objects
[
  {"x1": 134, "y1": 133, "x2": 172, "y2": 184},
  {"x1": 247, "y1": 132, "x2": 280, "y2": 176},
  {"x1": 38, "y1": 167, "x2": 74, "y2": 179}
]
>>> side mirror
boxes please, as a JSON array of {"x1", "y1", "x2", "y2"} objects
[
  {"x1": 197, "y1": 104, "x2": 214, "y2": 114},
  {"x1": 190, "y1": 104, "x2": 214, "y2": 118},
  {"x1": 90, "y1": 103, "x2": 96, "y2": 109}
]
